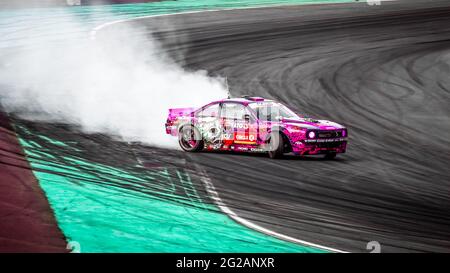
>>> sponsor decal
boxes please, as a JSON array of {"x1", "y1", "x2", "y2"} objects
[
  {"x1": 234, "y1": 133, "x2": 257, "y2": 144},
  {"x1": 207, "y1": 143, "x2": 222, "y2": 150},
  {"x1": 304, "y1": 138, "x2": 345, "y2": 143},
  {"x1": 222, "y1": 133, "x2": 234, "y2": 140},
  {"x1": 224, "y1": 120, "x2": 249, "y2": 130},
  {"x1": 222, "y1": 133, "x2": 234, "y2": 145}
]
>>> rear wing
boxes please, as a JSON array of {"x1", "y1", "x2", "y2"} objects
[
  {"x1": 168, "y1": 108, "x2": 195, "y2": 120},
  {"x1": 166, "y1": 107, "x2": 195, "y2": 136}
]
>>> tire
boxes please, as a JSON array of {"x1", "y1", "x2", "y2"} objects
[
  {"x1": 178, "y1": 125, "x2": 204, "y2": 152},
  {"x1": 268, "y1": 132, "x2": 284, "y2": 159},
  {"x1": 324, "y1": 152, "x2": 337, "y2": 160}
]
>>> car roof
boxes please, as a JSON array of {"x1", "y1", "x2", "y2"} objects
[
  {"x1": 215, "y1": 97, "x2": 274, "y2": 104},
  {"x1": 196, "y1": 97, "x2": 274, "y2": 111}
]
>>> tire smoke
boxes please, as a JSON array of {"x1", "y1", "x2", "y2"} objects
[{"x1": 0, "y1": 10, "x2": 227, "y2": 148}]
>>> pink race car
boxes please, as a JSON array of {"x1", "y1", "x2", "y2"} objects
[{"x1": 165, "y1": 96, "x2": 347, "y2": 159}]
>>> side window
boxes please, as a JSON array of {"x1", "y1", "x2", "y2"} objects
[
  {"x1": 221, "y1": 103, "x2": 248, "y2": 120},
  {"x1": 196, "y1": 104, "x2": 220, "y2": 118},
  {"x1": 221, "y1": 103, "x2": 245, "y2": 119}
]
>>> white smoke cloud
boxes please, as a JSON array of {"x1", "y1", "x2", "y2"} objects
[{"x1": 0, "y1": 10, "x2": 228, "y2": 148}]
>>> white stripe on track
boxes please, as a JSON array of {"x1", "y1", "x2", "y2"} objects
[
  {"x1": 192, "y1": 162, "x2": 347, "y2": 253},
  {"x1": 90, "y1": 1, "x2": 396, "y2": 40}
]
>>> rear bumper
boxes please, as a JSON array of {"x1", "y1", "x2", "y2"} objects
[
  {"x1": 165, "y1": 125, "x2": 178, "y2": 136},
  {"x1": 291, "y1": 138, "x2": 347, "y2": 155}
]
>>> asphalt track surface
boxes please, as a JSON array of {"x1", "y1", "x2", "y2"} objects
[
  {"x1": 122, "y1": 0, "x2": 450, "y2": 253},
  {"x1": 5, "y1": 0, "x2": 450, "y2": 252}
]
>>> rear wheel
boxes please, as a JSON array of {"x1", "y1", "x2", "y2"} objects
[
  {"x1": 268, "y1": 132, "x2": 284, "y2": 159},
  {"x1": 178, "y1": 125, "x2": 204, "y2": 152},
  {"x1": 324, "y1": 152, "x2": 337, "y2": 160}
]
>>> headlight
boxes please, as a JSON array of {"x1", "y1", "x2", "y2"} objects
[{"x1": 308, "y1": 131, "x2": 316, "y2": 139}]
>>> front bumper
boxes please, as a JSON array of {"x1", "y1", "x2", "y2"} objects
[{"x1": 291, "y1": 138, "x2": 347, "y2": 155}]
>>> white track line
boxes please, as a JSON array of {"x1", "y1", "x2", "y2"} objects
[
  {"x1": 90, "y1": 1, "x2": 396, "y2": 40},
  {"x1": 90, "y1": 6, "x2": 299, "y2": 40},
  {"x1": 90, "y1": 3, "x2": 360, "y2": 253},
  {"x1": 193, "y1": 163, "x2": 347, "y2": 253}
]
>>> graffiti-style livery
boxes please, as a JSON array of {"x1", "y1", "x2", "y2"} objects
[{"x1": 165, "y1": 96, "x2": 347, "y2": 159}]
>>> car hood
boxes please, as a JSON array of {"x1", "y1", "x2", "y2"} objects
[{"x1": 280, "y1": 117, "x2": 345, "y2": 130}]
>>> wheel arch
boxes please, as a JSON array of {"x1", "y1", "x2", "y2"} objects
[{"x1": 266, "y1": 126, "x2": 293, "y2": 153}]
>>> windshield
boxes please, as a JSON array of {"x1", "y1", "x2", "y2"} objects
[{"x1": 249, "y1": 102, "x2": 299, "y2": 121}]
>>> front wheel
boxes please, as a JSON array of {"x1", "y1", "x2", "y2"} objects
[
  {"x1": 324, "y1": 152, "x2": 337, "y2": 160},
  {"x1": 268, "y1": 132, "x2": 284, "y2": 159},
  {"x1": 178, "y1": 125, "x2": 204, "y2": 152}
]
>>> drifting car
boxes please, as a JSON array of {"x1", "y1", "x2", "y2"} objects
[{"x1": 165, "y1": 96, "x2": 347, "y2": 159}]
